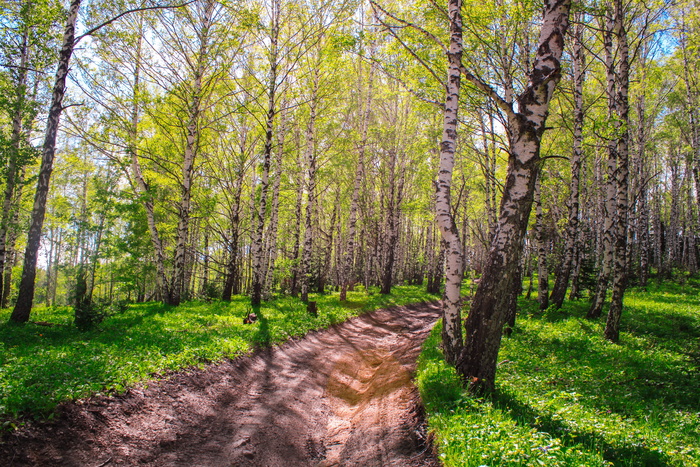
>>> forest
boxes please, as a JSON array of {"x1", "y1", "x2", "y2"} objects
[{"x1": 1, "y1": 0, "x2": 699, "y2": 465}]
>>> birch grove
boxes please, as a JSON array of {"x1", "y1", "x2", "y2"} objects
[{"x1": 0, "y1": 0, "x2": 695, "y2": 393}]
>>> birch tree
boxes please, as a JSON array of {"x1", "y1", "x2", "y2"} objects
[
  {"x1": 550, "y1": 14, "x2": 585, "y2": 309},
  {"x1": 10, "y1": 0, "x2": 82, "y2": 322},
  {"x1": 534, "y1": 176, "x2": 548, "y2": 310},
  {"x1": 434, "y1": 0, "x2": 465, "y2": 365},
  {"x1": 458, "y1": 0, "x2": 573, "y2": 392},
  {"x1": 168, "y1": 0, "x2": 217, "y2": 306},
  {"x1": 587, "y1": 11, "x2": 618, "y2": 320},
  {"x1": 603, "y1": 0, "x2": 631, "y2": 342}
]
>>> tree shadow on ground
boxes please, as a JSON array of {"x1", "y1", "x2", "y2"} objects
[
  {"x1": 493, "y1": 390, "x2": 672, "y2": 467},
  {"x1": 251, "y1": 305, "x2": 271, "y2": 347}
]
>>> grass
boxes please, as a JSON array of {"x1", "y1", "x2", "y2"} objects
[
  {"x1": 416, "y1": 281, "x2": 700, "y2": 467},
  {"x1": 0, "y1": 285, "x2": 436, "y2": 427}
]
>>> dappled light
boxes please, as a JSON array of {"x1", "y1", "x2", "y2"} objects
[
  {"x1": 0, "y1": 286, "x2": 435, "y2": 421},
  {"x1": 417, "y1": 282, "x2": 700, "y2": 465}
]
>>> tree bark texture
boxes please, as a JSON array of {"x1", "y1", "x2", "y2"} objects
[
  {"x1": 550, "y1": 16, "x2": 584, "y2": 309},
  {"x1": 0, "y1": 28, "x2": 29, "y2": 307},
  {"x1": 535, "y1": 177, "x2": 549, "y2": 311},
  {"x1": 263, "y1": 105, "x2": 286, "y2": 300},
  {"x1": 587, "y1": 15, "x2": 617, "y2": 320},
  {"x1": 457, "y1": 0, "x2": 572, "y2": 393},
  {"x1": 300, "y1": 72, "x2": 319, "y2": 303},
  {"x1": 435, "y1": 0, "x2": 465, "y2": 365},
  {"x1": 221, "y1": 178, "x2": 243, "y2": 300},
  {"x1": 604, "y1": 0, "x2": 630, "y2": 342},
  {"x1": 170, "y1": 0, "x2": 213, "y2": 306},
  {"x1": 11, "y1": 0, "x2": 81, "y2": 323},
  {"x1": 290, "y1": 149, "x2": 304, "y2": 297},
  {"x1": 251, "y1": 3, "x2": 279, "y2": 306},
  {"x1": 381, "y1": 151, "x2": 404, "y2": 295},
  {"x1": 635, "y1": 42, "x2": 651, "y2": 287},
  {"x1": 340, "y1": 55, "x2": 374, "y2": 301},
  {"x1": 127, "y1": 22, "x2": 172, "y2": 304}
]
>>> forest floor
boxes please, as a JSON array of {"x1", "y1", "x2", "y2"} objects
[
  {"x1": 417, "y1": 281, "x2": 700, "y2": 466},
  {"x1": 0, "y1": 301, "x2": 441, "y2": 466}
]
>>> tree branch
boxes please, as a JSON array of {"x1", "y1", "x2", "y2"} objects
[
  {"x1": 0, "y1": 63, "x2": 48, "y2": 74},
  {"x1": 360, "y1": 53, "x2": 444, "y2": 109},
  {"x1": 369, "y1": 0, "x2": 447, "y2": 54},
  {"x1": 74, "y1": 0, "x2": 196, "y2": 45},
  {"x1": 460, "y1": 65, "x2": 515, "y2": 119},
  {"x1": 372, "y1": 15, "x2": 445, "y2": 89}
]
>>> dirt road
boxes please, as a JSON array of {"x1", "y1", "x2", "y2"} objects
[{"x1": 1, "y1": 301, "x2": 441, "y2": 466}]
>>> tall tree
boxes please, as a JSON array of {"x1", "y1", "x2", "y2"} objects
[
  {"x1": 534, "y1": 176, "x2": 548, "y2": 310},
  {"x1": 435, "y1": 0, "x2": 465, "y2": 365},
  {"x1": 250, "y1": 0, "x2": 281, "y2": 306},
  {"x1": 340, "y1": 43, "x2": 374, "y2": 301},
  {"x1": 10, "y1": 0, "x2": 82, "y2": 322},
  {"x1": 299, "y1": 66, "x2": 320, "y2": 303},
  {"x1": 457, "y1": 0, "x2": 573, "y2": 393},
  {"x1": 587, "y1": 11, "x2": 618, "y2": 320},
  {"x1": 550, "y1": 14, "x2": 585, "y2": 309},
  {"x1": 604, "y1": 0, "x2": 631, "y2": 342},
  {"x1": 169, "y1": 0, "x2": 216, "y2": 306}
]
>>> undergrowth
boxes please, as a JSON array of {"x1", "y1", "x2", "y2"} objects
[
  {"x1": 417, "y1": 282, "x2": 700, "y2": 466},
  {"x1": 0, "y1": 285, "x2": 436, "y2": 426}
]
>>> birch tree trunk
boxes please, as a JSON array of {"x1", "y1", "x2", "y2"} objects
[
  {"x1": 477, "y1": 110, "x2": 498, "y2": 243},
  {"x1": 2, "y1": 197, "x2": 23, "y2": 308},
  {"x1": 251, "y1": 0, "x2": 280, "y2": 306},
  {"x1": 457, "y1": 0, "x2": 572, "y2": 393},
  {"x1": 49, "y1": 229, "x2": 62, "y2": 307},
  {"x1": 381, "y1": 152, "x2": 404, "y2": 295},
  {"x1": 569, "y1": 231, "x2": 583, "y2": 299},
  {"x1": 263, "y1": 107, "x2": 286, "y2": 300},
  {"x1": 604, "y1": 0, "x2": 630, "y2": 342},
  {"x1": 635, "y1": 41, "x2": 651, "y2": 287},
  {"x1": 0, "y1": 29, "x2": 29, "y2": 306},
  {"x1": 127, "y1": 20, "x2": 171, "y2": 303},
  {"x1": 587, "y1": 14, "x2": 618, "y2": 320},
  {"x1": 201, "y1": 227, "x2": 209, "y2": 297},
  {"x1": 45, "y1": 231, "x2": 55, "y2": 307},
  {"x1": 10, "y1": 0, "x2": 82, "y2": 323},
  {"x1": 221, "y1": 173, "x2": 244, "y2": 300},
  {"x1": 435, "y1": 0, "x2": 465, "y2": 365},
  {"x1": 668, "y1": 155, "x2": 681, "y2": 268},
  {"x1": 340, "y1": 56, "x2": 374, "y2": 301},
  {"x1": 535, "y1": 177, "x2": 549, "y2": 310},
  {"x1": 680, "y1": 10, "x2": 700, "y2": 233},
  {"x1": 170, "y1": 0, "x2": 214, "y2": 306},
  {"x1": 550, "y1": 16, "x2": 585, "y2": 309},
  {"x1": 290, "y1": 148, "x2": 304, "y2": 297},
  {"x1": 300, "y1": 73, "x2": 319, "y2": 303}
]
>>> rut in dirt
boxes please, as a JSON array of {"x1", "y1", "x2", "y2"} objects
[{"x1": 1, "y1": 301, "x2": 442, "y2": 466}]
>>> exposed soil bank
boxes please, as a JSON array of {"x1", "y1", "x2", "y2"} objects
[{"x1": 1, "y1": 301, "x2": 441, "y2": 466}]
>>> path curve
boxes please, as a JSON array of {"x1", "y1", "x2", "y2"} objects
[{"x1": 1, "y1": 301, "x2": 441, "y2": 466}]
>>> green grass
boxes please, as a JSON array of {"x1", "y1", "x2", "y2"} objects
[
  {"x1": 0, "y1": 285, "x2": 436, "y2": 427},
  {"x1": 417, "y1": 282, "x2": 700, "y2": 466}
]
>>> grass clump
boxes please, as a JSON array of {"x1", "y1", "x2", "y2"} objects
[
  {"x1": 417, "y1": 282, "x2": 700, "y2": 466},
  {"x1": 0, "y1": 285, "x2": 436, "y2": 425}
]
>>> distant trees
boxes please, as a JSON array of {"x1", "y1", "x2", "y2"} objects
[
  {"x1": 0, "y1": 0, "x2": 60, "y2": 309},
  {"x1": 1, "y1": 0, "x2": 696, "y2": 401}
]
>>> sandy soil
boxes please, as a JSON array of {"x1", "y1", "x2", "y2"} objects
[{"x1": 1, "y1": 301, "x2": 441, "y2": 466}]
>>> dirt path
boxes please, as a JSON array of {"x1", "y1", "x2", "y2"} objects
[{"x1": 1, "y1": 301, "x2": 441, "y2": 466}]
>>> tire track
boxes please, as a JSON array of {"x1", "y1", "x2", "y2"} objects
[{"x1": 1, "y1": 301, "x2": 441, "y2": 466}]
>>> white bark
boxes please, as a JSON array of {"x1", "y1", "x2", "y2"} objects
[
  {"x1": 459, "y1": 0, "x2": 572, "y2": 392},
  {"x1": 435, "y1": 0, "x2": 465, "y2": 365}
]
